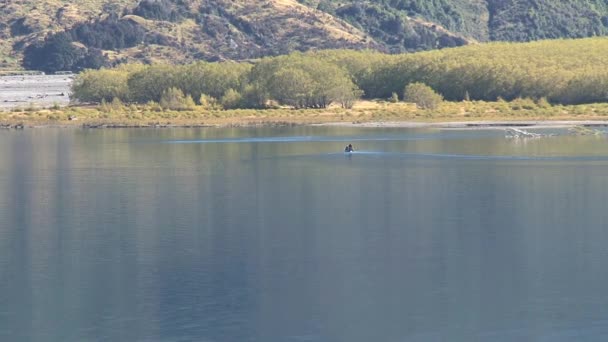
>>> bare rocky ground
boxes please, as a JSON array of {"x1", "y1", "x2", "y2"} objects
[{"x1": 0, "y1": 74, "x2": 73, "y2": 110}]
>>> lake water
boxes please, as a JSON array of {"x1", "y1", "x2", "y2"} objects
[{"x1": 2, "y1": 126, "x2": 608, "y2": 341}]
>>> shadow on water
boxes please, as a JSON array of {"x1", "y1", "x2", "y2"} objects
[
  {"x1": 162, "y1": 129, "x2": 608, "y2": 163},
  {"x1": 250, "y1": 151, "x2": 608, "y2": 163},
  {"x1": 4, "y1": 127, "x2": 608, "y2": 341},
  {"x1": 162, "y1": 131, "x2": 501, "y2": 145}
]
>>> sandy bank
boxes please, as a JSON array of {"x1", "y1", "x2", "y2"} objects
[
  {"x1": 2, "y1": 119, "x2": 608, "y2": 130},
  {"x1": 317, "y1": 120, "x2": 608, "y2": 129}
]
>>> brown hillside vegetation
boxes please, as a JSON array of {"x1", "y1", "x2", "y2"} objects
[
  {"x1": 0, "y1": 0, "x2": 378, "y2": 69},
  {"x1": 3, "y1": 0, "x2": 608, "y2": 70},
  {"x1": 0, "y1": 0, "x2": 133, "y2": 68}
]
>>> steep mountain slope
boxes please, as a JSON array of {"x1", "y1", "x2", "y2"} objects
[
  {"x1": 487, "y1": 0, "x2": 608, "y2": 41},
  {"x1": 306, "y1": 0, "x2": 608, "y2": 47},
  {"x1": 0, "y1": 0, "x2": 132, "y2": 69},
  {"x1": 2, "y1": 0, "x2": 608, "y2": 71},
  {"x1": 0, "y1": 0, "x2": 474, "y2": 70},
  {"x1": 1, "y1": 0, "x2": 381, "y2": 70}
]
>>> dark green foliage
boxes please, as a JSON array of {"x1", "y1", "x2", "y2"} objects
[
  {"x1": 127, "y1": 65, "x2": 180, "y2": 103},
  {"x1": 558, "y1": 74, "x2": 608, "y2": 105},
  {"x1": 22, "y1": 13, "x2": 147, "y2": 71},
  {"x1": 22, "y1": 33, "x2": 106, "y2": 73},
  {"x1": 316, "y1": 1, "x2": 334, "y2": 13},
  {"x1": 76, "y1": 49, "x2": 106, "y2": 70},
  {"x1": 70, "y1": 14, "x2": 146, "y2": 50},
  {"x1": 10, "y1": 18, "x2": 33, "y2": 36},
  {"x1": 316, "y1": 0, "x2": 608, "y2": 45},
  {"x1": 133, "y1": 0, "x2": 187, "y2": 22},
  {"x1": 333, "y1": 2, "x2": 468, "y2": 52},
  {"x1": 23, "y1": 33, "x2": 81, "y2": 73},
  {"x1": 488, "y1": 0, "x2": 608, "y2": 41}
]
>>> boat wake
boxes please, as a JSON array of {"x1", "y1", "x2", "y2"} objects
[
  {"x1": 569, "y1": 126, "x2": 607, "y2": 136},
  {"x1": 163, "y1": 132, "x2": 496, "y2": 144},
  {"x1": 504, "y1": 128, "x2": 550, "y2": 139},
  {"x1": 330, "y1": 151, "x2": 608, "y2": 162}
]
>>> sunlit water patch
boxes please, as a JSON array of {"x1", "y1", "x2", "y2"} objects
[{"x1": 2, "y1": 127, "x2": 608, "y2": 341}]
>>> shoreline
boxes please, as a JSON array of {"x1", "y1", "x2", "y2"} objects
[
  {"x1": 318, "y1": 120, "x2": 608, "y2": 129},
  {"x1": 4, "y1": 100, "x2": 608, "y2": 130},
  {"x1": 2, "y1": 119, "x2": 608, "y2": 130}
]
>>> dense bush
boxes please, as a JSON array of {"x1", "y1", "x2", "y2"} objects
[
  {"x1": 71, "y1": 38, "x2": 608, "y2": 107},
  {"x1": 23, "y1": 33, "x2": 106, "y2": 73},
  {"x1": 125, "y1": 62, "x2": 251, "y2": 105},
  {"x1": 70, "y1": 14, "x2": 146, "y2": 50},
  {"x1": 177, "y1": 62, "x2": 252, "y2": 101},
  {"x1": 319, "y1": 0, "x2": 608, "y2": 43},
  {"x1": 220, "y1": 89, "x2": 243, "y2": 109},
  {"x1": 133, "y1": 0, "x2": 186, "y2": 22},
  {"x1": 160, "y1": 87, "x2": 195, "y2": 111},
  {"x1": 22, "y1": 13, "x2": 148, "y2": 72},
  {"x1": 199, "y1": 94, "x2": 221, "y2": 110},
  {"x1": 127, "y1": 65, "x2": 179, "y2": 103},
  {"x1": 331, "y1": 38, "x2": 608, "y2": 105},
  {"x1": 333, "y1": 2, "x2": 467, "y2": 52},
  {"x1": 10, "y1": 17, "x2": 34, "y2": 36},
  {"x1": 488, "y1": 0, "x2": 608, "y2": 41},
  {"x1": 72, "y1": 69, "x2": 129, "y2": 103},
  {"x1": 249, "y1": 54, "x2": 362, "y2": 108},
  {"x1": 403, "y1": 83, "x2": 443, "y2": 109}
]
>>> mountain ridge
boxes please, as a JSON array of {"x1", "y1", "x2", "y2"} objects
[{"x1": 1, "y1": 0, "x2": 608, "y2": 71}]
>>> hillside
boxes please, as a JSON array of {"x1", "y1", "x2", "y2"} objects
[
  {"x1": 0, "y1": 0, "x2": 379, "y2": 70},
  {"x1": 2, "y1": 0, "x2": 608, "y2": 71}
]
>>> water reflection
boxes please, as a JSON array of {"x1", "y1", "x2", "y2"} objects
[{"x1": 1, "y1": 128, "x2": 608, "y2": 341}]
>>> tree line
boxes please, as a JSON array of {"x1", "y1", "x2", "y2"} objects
[
  {"x1": 72, "y1": 54, "x2": 362, "y2": 110},
  {"x1": 72, "y1": 38, "x2": 608, "y2": 109}
]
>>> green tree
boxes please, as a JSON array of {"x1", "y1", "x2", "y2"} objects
[
  {"x1": 390, "y1": 92, "x2": 399, "y2": 103},
  {"x1": 179, "y1": 62, "x2": 251, "y2": 103},
  {"x1": 330, "y1": 80, "x2": 363, "y2": 109},
  {"x1": 160, "y1": 87, "x2": 195, "y2": 111},
  {"x1": 240, "y1": 83, "x2": 268, "y2": 109},
  {"x1": 250, "y1": 54, "x2": 363, "y2": 108},
  {"x1": 72, "y1": 68, "x2": 130, "y2": 103},
  {"x1": 220, "y1": 89, "x2": 243, "y2": 109},
  {"x1": 268, "y1": 67, "x2": 315, "y2": 108},
  {"x1": 128, "y1": 65, "x2": 179, "y2": 103},
  {"x1": 404, "y1": 82, "x2": 443, "y2": 109},
  {"x1": 199, "y1": 94, "x2": 221, "y2": 110},
  {"x1": 23, "y1": 33, "x2": 85, "y2": 73}
]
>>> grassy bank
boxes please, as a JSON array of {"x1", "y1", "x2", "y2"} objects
[{"x1": 3, "y1": 100, "x2": 608, "y2": 128}]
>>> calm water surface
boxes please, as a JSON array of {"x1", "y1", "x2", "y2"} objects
[{"x1": 1, "y1": 127, "x2": 608, "y2": 341}]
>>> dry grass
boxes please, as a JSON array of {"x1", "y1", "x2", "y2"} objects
[
  {"x1": 0, "y1": 0, "x2": 377, "y2": 69},
  {"x1": 0, "y1": 0, "x2": 135, "y2": 69},
  {"x1": 4, "y1": 100, "x2": 608, "y2": 127}
]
